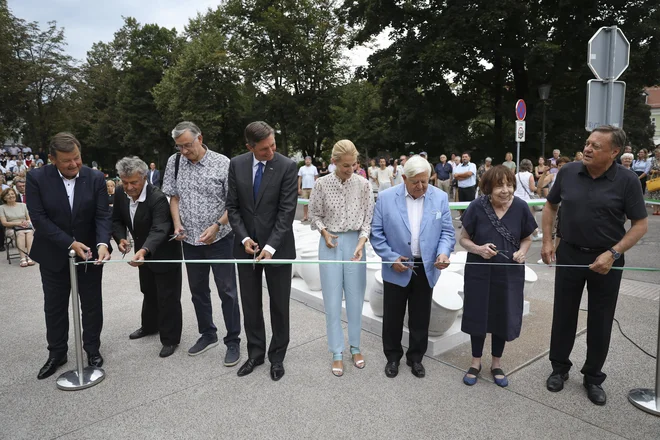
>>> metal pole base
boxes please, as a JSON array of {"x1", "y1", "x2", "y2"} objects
[
  {"x1": 628, "y1": 388, "x2": 660, "y2": 416},
  {"x1": 56, "y1": 367, "x2": 105, "y2": 391}
]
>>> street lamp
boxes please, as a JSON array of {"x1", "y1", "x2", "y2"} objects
[{"x1": 539, "y1": 84, "x2": 551, "y2": 159}]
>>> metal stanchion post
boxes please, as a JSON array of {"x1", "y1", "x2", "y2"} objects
[
  {"x1": 627, "y1": 296, "x2": 660, "y2": 416},
  {"x1": 56, "y1": 250, "x2": 105, "y2": 390}
]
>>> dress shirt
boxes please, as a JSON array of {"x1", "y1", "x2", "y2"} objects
[
  {"x1": 405, "y1": 189, "x2": 425, "y2": 257},
  {"x1": 632, "y1": 159, "x2": 651, "y2": 174},
  {"x1": 435, "y1": 162, "x2": 452, "y2": 180},
  {"x1": 456, "y1": 162, "x2": 477, "y2": 188},
  {"x1": 309, "y1": 173, "x2": 374, "y2": 239},
  {"x1": 240, "y1": 155, "x2": 276, "y2": 256},
  {"x1": 58, "y1": 169, "x2": 108, "y2": 249},
  {"x1": 127, "y1": 182, "x2": 148, "y2": 228}
]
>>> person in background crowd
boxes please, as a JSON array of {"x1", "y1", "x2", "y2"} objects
[
  {"x1": 574, "y1": 152, "x2": 583, "y2": 162},
  {"x1": 34, "y1": 154, "x2": 44, "y2": 167},
  {"x1": 542, "y1": 125, "x2": 648, "y2": 406},
  {"x1": 13, "y1": 177, "x2": 26, "y2": 203},
  {"x1": 371, "y1": 155, "x2": 455, "y2": 379},
  {"x1": 310, "y1": 140, "x2": 374, "y2": 377},
  {"x1": 616, "y1": 145, "x2": 633, "y2": 164},
  {"x1": 391, "y1": 159, "x2": 403, "y2": 185},
  {"x1": 27, "y1": 132, "x2": 112, "y2": 379},
  {"x1": 534, "y1": 157, "x2": 548, "y2": 182},
  {"x1": 147, "y1": 162, "x2": 161, "y2": 188},
  {"x1": 399, "y1": 155, "x2": 407, "y2": 167},
  {"x1": 434, "y1": 154, "x2": 453, "y2": 194},
  {"x1": 112, "y1": 156, "x2": 183, "y2": 358},
  {"x1": 502, "y1": 152, "x2": 516, "y2": 172},
  {"x1": 620, "y1": 153, "x2": 635, "y2": 171},
  {"x1": 419, "y1": 152, "x2": 428, "y2": 160},
  {"x1": 106, "y1": 180, "x2": 116, "y2": 207},
  {"x1": 226, "y1": 121, "x2": 298, "y2": 381},
  {"x1": 648, "y1": 147, "x2": 660, "y2": 215},
  {"x1": 368, "y1": 158, "x2": 379, "y2": 198},
  {"x1": 549, "y1": 149, "x2": 561, "y2": 173},
  {"x1": 0, "y1": 187, "x2": 35, "y2": 267},
  {"x1": 376, "y1": 157, "x2": 394, "y2": 193},
  {"x1": 25, "y1": 154, "x2": 33, "y2": 168},
  {"x1": 318, "y1": 161, "x2": 329, "y2": 177},
  {"x1": 454, "y1": 152, "x2": 478, "y2": 223},
  {"x1": 162, "y1": 121, "x2": 241, "y2": 366},
  {"x1": 632, "y1": 148, "x2": 651, "y2": 192},
  {"x1": 513, "y1": 159, "x2": 542, "y2": 241},
  {"x1": 298, "y1": 156, "x2": 318, "y2": 222},
  {"x1": 537, "y1": 156, "x2": 570, "y2": 198},
  {"x1": 328, "y1": 157, "x2": 337, "y2": 174},
  {"x1": 460, "y1": 165, "x2": 536, "y2": 387},
  {"x1": 12, "y1": 159, "x2": 27, "y2": 175},
  {"x1": 477, "y1": 157, "x2": 492, "y2": 181},
  {"x1": 353, "y1": 160, "x2": 367, "y2": 179}
]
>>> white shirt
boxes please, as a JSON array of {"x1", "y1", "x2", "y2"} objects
[
  {"x1": 243, "y1": 155, "x2": 276, "y2": 256},
  {"x1": 456, "y1": 162, "x2": 477, "y2": 188},
  {"x1": 328, "y1": 163, "x2": 337, "y2": 173},
  {"x1": 127, "y1": 182, "x2": 148, "y2": 228},
  {"x1": 405, "y1": 189, "x2": 425, "y2": 257},
  {"x1": 514, "y1": 171, "x2": 534, "y2": 201},
  {"x1": 148, "y1": 170, "x2": 156, "y2": 184},
  {"x1": 393, "y1": 165, "x2": 404, "y2": 185},
  {"x1": 298, "y1": 164, "x2": 318, "y2": 189},
  {"x1": 375, "y1": 167, "x2": 393, "y2": 191},
  {"x1": 58, "y1": 170, "x2": 78, "y2": 210}
]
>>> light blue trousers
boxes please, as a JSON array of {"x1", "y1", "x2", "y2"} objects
[{"x1": 318, "y1": 231, "x2": 366, "y2": 357}]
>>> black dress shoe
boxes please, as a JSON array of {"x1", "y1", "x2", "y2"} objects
[
  {"x1": 159, "y1": 345, "x2": 177, "y2": 358},
  {"x1": 237, "y1": 358, "x2": 264, "y2": 377},
  {"x1": 546, "y1": 372, "x2": 569, "y2": 392},
  {"x1": 37, "y1": 356, "x2": 67, "y2": 380},
  {"x1": 270, "y1": 362, "x2": 285, "y2": 381},
  {"x1": 583, "y1": 381, "x2": 607, "y2": 405},
  {"x1": 129, "y1": 328, "x2": 157, "y2": 340},
  {"x1": 385, "y1": 361, "x2": 400, "y2": 378},
  {"x1": 88, "y1": 353, "x2": 104, "y2": 368},
  {"x1": 406, "y1": 359, "x2": 426, "y2": 378}
]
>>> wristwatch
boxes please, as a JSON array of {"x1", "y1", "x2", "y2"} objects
[
  {"x1": 608, "y1": 248, "x2": 621, "y2": 260},
  {"x1": 215, "y1": 220, "x2": 223, "y2": 228}
]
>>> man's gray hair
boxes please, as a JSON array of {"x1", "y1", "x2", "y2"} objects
[
  {"x1": 519, "y1": 159, "x2": 533, "y2": 172},
  {"x1": 116, "y1": 156, "x2": 148, "y2": 178},
  {"x1": 403, "y1": 155, "x2": 432, "y2": 178},
  {"x1": 553, "y1": 149, "x2": 560, "y2": 154},
  {"x1": 171, "y1": 121, "x2": 202, "y2": 140},
  {"x1": 245, "y1": 121, "x2": 274, "y2": 147}
]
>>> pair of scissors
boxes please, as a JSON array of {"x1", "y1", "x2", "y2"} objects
[
  {"x1": 84, "y1": 248, "x2": 92, "y2": 273},
  {"x1": 121, "y1": 240, "x2": 133, "y2": 259},
  {"x1": 489, "y1": 245, "x2": 510, "y2": 259},
  {"x1": 169, "y1": 231, "x2": 184, "y2": 241},
  {"x1": 402, "y1": 260, "x2": 418, "y2": 276}
]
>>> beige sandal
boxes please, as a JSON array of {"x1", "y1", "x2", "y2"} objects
[
  {"x1": 19, "y1": 259, "x2": 28, "y2": 268},
  {"x1": 332, "y1": 360, "x2": 344, "y2": 377},
  {"x1": 27, "y1": 259, "x2": 35, "y2": 266},
  {"x1": 352, "y1": 352, "x2": 365, "y2": 369}
]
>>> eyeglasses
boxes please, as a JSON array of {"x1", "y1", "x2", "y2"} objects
[{"x1": 175, "y1": 141, "x2": 195, "y2": 151}]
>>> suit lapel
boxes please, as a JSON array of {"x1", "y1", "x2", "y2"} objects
[
  {"x1": 255, "y1": 154, "x2": 277, "y2": 208},
  {"x1": 418, "y1": 189, "x2": 434, "y2": 236},
  {"x1": 245, "y1": 154, "x2": 256, "y2": 210},
  {"x1": 48, "y1": 165, "x2": 72, "y2": 215},
  {"x1": 395, "y1": 186, "x2": 412, "y2": 233}
]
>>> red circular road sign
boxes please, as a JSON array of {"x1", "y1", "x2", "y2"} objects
[{"x1": 516, "y1": 99, "x2": 527, "y2": 121}]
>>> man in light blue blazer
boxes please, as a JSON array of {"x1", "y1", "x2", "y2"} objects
[{"x1": 371, "y1": 155, "x2": 455, "y2": 379}]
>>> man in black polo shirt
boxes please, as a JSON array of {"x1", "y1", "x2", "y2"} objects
[{"x1": 541, "y1": 125, "x2": 648, "y2": 406}]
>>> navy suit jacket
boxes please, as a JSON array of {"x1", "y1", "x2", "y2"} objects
[
  {"x1": 26, "y1": 165, "x2": 112, "y2": 271},
  {"x1": 148, "y1": 169, "x2": 161, "y2": 187}
]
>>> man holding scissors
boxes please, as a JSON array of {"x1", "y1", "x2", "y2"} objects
[
  {"x1": 162, "y1": 122, "x2": 241, "y2": 366},
  {"x1": 112, "y1": 156, "x2": 183, "y2": 358},
  {"x1": 26, "y1": 132, "x2": 112, "y2": 380}
]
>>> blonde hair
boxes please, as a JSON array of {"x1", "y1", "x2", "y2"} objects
[{"x1": 331, "y1": 140, "x2": 358, "y2": 163}]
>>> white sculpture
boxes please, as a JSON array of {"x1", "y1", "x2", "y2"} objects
[{"x1": 369, "y1": 270, "x2": 384, "y2": 317}]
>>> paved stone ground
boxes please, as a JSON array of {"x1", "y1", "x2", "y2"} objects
[{"x1": 1, "y1": 208, "x2": 658, "y2": 439}]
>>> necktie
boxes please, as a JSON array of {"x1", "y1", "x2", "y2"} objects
[{"x1": 253, "y1": 162, "x2": 264, "y2": 200}]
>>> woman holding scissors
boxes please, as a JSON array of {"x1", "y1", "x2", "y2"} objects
[{"x1": 458, "y1": 165, "x2": 537, "y2": 387}]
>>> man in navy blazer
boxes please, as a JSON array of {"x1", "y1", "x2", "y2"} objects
[
  {"x1": 26, "y1": 132, "x2": 112, "y2": 380},
  {"x1": 371, "y1": 155, "x2": 455, "y2": 379},
  {"x1": 148, "y1": 163, "x2": 161, "y2": 187}
]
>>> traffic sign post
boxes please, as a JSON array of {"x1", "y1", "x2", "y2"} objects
[
  {"x1": 514, "y1": 100, "x2": 526, "y2": 171},
  {"x1": 586, "y1": 26, "x2": 630, "y2": 131}
]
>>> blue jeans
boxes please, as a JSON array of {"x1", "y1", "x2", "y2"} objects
[
  {"x1": 318, "y1": 231, "x2": 366, "y2": 356},
  {"x1": 183, "y1": 234, "x2": 240, "y2": 346}
]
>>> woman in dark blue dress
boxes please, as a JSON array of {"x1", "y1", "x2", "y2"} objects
[{"x1": 459, "y1": 165, "x2": 537, "y2": 387}]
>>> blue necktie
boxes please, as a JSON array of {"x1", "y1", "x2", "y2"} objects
[{"x1": 253, "y1": 162, "x2": 264, "y2": 200}]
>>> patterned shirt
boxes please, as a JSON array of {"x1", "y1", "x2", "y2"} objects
[
  {"x1": 161, "y1": 147, "x2": 231, "y2": 245},
  {"x1": 309, "y1": 173, "x2": 374, "y2": 239}
]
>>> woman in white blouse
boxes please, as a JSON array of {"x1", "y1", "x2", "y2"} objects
[{"x1": 309, "y1": 140, "x2": 375, "y2": 377}]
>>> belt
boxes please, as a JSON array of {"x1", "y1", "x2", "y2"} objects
[{"x1": 564, "y1": 242, "x2": 608, "y2": 254}]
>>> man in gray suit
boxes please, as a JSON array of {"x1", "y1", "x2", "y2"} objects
[{"x1": 226, "y1": 121, "x2": 298, "y2": 381}]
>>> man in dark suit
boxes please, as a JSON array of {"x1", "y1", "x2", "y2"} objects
[
  {"x1": 112, "y1": 156, "x2": 183, "y2": 358},
  {"x1": 226, "y1": 121, "x2": 298, "y2": 381},
  {"x1": 148, "y1": 163, "x2": 161, "y2": 188},
  {"x1": 26, "y1": 132, "x2": 112, "y2": 380},
  {"x1": 13, "y1": 176, "x2": 26, "y2": 203}
]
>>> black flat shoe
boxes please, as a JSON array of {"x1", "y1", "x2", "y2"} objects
[
  {"x1": 159, "y1": 345, "x2": 177, "y2": 358},
  {"x1": 385, "y1": 361, "x2": 399, "y2": 378},
  {"x1": 37, "y1": 356, "x2": 67, "y2": 380},
  {"x1": 270, "y1": 362, "x2": 285, "y2": 381},
  {"x1": 406, "y1": 359, "x2": 425, "y2": 378},
  {"x1": 88, "y1": 353, "x2": 104, "y2": 368},
  {"x1": 129, "y1": 328, "x2": 157, "y2": 340},
  {"x1": 237, "y1": 358, "x2": 264, "y2": 377},
  {"x1": 583, "y1": 380, "x2": 607, "y2": 405},
  {"x1": 546, "y1": 372, "x2": 569, "y2": 392}
]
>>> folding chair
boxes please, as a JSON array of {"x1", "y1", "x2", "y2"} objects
[{"x1": 5, "y1": 228, "x2": 22, "y2": 264}]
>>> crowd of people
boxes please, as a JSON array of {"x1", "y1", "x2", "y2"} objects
[{"x1": 2, "y1": 121, "x2": 654, "y2": 409}]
